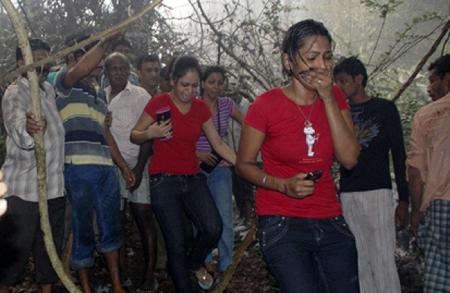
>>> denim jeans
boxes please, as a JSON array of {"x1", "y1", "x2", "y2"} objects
[
  {"x1": 258, "y1": 215, "x2": 359, "y2": 293},
  {"x1": 150, "y1": 173, "x2": 222, "y2": 293},
  {"x1": 204, "y1": 166, "x2": 234, "y2": 272},
  {"x1": 64, "y1": 164, "x2": 122, "y2": 270}
]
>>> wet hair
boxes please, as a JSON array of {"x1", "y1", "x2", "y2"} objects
[
  {"x1": 111, "y1": 38, "x2": 131, "y2": 51},
  {"x1": 201, "y1": 65, "x2": 226, "y2": 81},
  {"x1": 64, "y1": 32, "x2": 98, "y2": 62},
  {"x1": 15, "y1": 38, "x2": 50, "y2": 61},
  {"x1": 136, "y1": 54, "x2": 160, "y2": 70},
  {"x1": 429, "y1": 54, "x2": 450, "y2": 77},
  {"x1": 170, "y1": 56, "x2": 201, "y2": 81},
  {"x1": 281, "y1": 19, "x2": 333, "y2": 75},
  {"x1": 333, "y1": 56, "x2": 368, "y2": 87}
]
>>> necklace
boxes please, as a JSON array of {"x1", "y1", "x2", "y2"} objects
[{"x1": 296, "y1": 96, "x2": 319, "y2": 157}]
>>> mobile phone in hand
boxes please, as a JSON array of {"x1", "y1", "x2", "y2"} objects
[{"x1": 304, "y1": 169, "x2": 323, "y2": 181}]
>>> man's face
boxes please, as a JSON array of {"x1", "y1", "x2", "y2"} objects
[
  {"x1": 334, "y1": 72, "x2": 358, "y2": 102},
  {"x1": 427, "y1": 70, "x2": 449, "y2": 101},
  {"x1": 105, "y1": 56, "x2": 130, "y2": 90},
  {"x1": 139, "y1": 61, "x2": 160, "y2": 87}
]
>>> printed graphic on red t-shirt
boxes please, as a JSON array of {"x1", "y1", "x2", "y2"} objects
[{"x1": 245, "y1": 86, "x2": 348, "y2": 218}]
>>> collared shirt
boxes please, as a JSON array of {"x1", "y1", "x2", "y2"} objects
[
  {"x1": 105, "y1": 82, "x2": 150, "y2": 166},
  {"x1": 1, "y1": 77, "x2": 65, "y2": 202},
  {"x1": 407, "y1": 93, "x2": 450, "y2": 211},
  {"x1": 55, "y1": 67, "x2": 113, "y2": 166}
]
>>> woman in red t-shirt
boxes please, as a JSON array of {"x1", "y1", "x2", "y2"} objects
[
  {"x1": 236, "y1": 20, "x2": 360, "y2": 292},
  {"x1": 131, "y1": 56, "x2": 236, "y2": 292}
]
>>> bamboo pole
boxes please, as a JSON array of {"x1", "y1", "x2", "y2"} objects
[
  {"x1": 0, "y1": 0, "x2": 163, "y2": 291},
  {"x1": 212, "y1": 221, "x2": 257, "y2": 293},
  {"x1": 0, "y1": 0, "x2": 162, "y2": 87},
  {"x1": 0, "y1": 0, "x2": 82, "y2": 291}
]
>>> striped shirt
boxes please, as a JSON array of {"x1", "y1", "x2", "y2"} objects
[
  {"x1": 105, "y1": 82, "x2": 151, "y2": 166},
  {"x1": 1, "y1": 77, "x2": 65, "y2": 202},
  {"x1": 55, "y1": 67, "x2": 113, "y2": 166},
  {"x1": 196, "y1": 96, "x2": 235, "y2": 166}
]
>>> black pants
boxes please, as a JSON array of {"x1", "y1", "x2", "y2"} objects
[{"x1": 0, "y1": 196, "x2": 66, "y2": 285}]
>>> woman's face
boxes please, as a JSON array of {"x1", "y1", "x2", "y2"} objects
[
  {"x1": 202, "y1": 72, "x2": 225, "y2": 99},
  {"x1": 286, "y1": 35, "x2": 334, "y2": 86},
  {"x1": 172, "y1": 69, "x2": 200, "y2": 103}
]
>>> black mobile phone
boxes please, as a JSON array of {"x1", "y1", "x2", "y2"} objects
[
  {"x1": 304, "y1": 169, "x2": 323, "y2": 181},
  {"x1": 156, "y1": 110, "x2": 171, "y2": 124}
]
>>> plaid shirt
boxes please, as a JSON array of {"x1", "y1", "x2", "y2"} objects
[{"x1": 1, "y1": 77, "x2": 65, "y2": 202}]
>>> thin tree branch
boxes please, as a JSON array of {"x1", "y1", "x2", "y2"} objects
[
  {"x1": 196, "y1": 0, "x2": 270, "y2": 91},
  {"x1": 211, "y1": 222, "x2": 256, "y2": 293},
  {"x1": 391, "y1": 19, "x2": 449, "y2": 103},
  {"x1": 17, "y1": 0, "x2": 37, "y2": 37},
  {"x1": 0, "y1": 0, "x2": 81, "y2": 292},
  {"x1": 368, "y1": 13, "x2": 387, "y2": 66},
  {"x1": 0, "y1": 0, "x2": 162, "y2": 87}
]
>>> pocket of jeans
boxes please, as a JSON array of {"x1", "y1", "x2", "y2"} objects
[
  {"x1": 258, "y1": 216, "x2": 288, "y2": 251},
  {"x1": 329, "y1": 216, "x2": 354, "y2": 238},
  {"x1": 149, "y1": 174, "x2": 165, "y2": 190}
]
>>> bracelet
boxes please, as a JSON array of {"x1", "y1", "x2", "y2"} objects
[{"x1": 262, "y1": 175, "x2": 268, "y2": 185}]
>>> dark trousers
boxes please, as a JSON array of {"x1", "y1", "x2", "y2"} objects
[
  {"x1": 0, "y1": 196, "x2": 66, "y2": 285},
  {"x1": 258, "y1": 215, "x2": 360, "y2": 293},
  {"x1": 150, "y1": 173, "x2": 222, "y2": 293}
]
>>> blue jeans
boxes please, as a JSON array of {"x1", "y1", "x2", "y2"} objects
[
  {"x1": 204, "y1": 166, "x2": 234, "y2": 272},
  {"x1": 64, "y1": 164, "x2": 122, "y2": 270},
  {"x1": 150, "y1": 173, "x2": 222, "y2": 293},
  {"x1": 258, "y1": 215, "x2": 359, "y2": 293}
]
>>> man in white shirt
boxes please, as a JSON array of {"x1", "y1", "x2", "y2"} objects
[{"x1": 104, "y1": 52, "x2": 157, "y2": 291}]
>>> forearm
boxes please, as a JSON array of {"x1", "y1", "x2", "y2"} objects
[
  {"x1": 235, "y1": 161, "x2": 285, "y2": 193},
  {"x1": 130, "y1": 129, "x2": 152, "y2": 144},
  {"x1": 64, "y1": 42, "x2": 105, "y2": 87},
  {"x1": 212, "y1": 141, "x2": 236, "y2": 165},
  {"x1": 408, "y1": 166, "x2": 424, "y2": 212},
  {"x1": 104, "y1": 128, "x2": 128, "y2": 171},
  {"x1": 324, "y1": 100, "x2": 359, "y2": 169},
  {"x1": 134, "y1": 141, "x2": 152, "y2": 171}
]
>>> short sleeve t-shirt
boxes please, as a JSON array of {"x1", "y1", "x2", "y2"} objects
[
  {"x1": 196, "y1": 96, "x2": 235, "y2": 166},
  {"x1": 245, "y1": 86, "x2": 349, "y2": 219},
  {"x1": 144, "y1": 93, "x2": 211, "y2": 175}
]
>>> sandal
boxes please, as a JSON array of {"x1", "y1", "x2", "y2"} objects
[{"x1": 193, "y1": 267, "x2": 214, "y2": 290}]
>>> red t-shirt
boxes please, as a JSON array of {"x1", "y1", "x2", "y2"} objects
[
  {"x1": 245, "y1": 86, "x2": 349, "y2": 219},
  {"x1": 144, "y1": 94, "x2": 211, "y2": 175}
]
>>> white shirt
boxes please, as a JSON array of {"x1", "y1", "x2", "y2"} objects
[{"x1": 105, "y1": 82, "x2": 151, "y2": 167}]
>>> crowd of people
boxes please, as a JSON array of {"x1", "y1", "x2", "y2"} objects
[{"x1": 0, "y1": 18, "x2": 448, "y2": 293}]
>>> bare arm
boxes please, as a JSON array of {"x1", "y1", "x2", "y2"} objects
[
  {"x1": 325, "y1": 105, "x2": 359, "y2": 169},
  {"x1": 408, "y1": 166, "x2": 424, "y2": 235},
  {"x1": 202, "y1": 118, "x2": 236, "y2": 165},
  {"x1": 63, "y1": 31, "x2": 121, "y2": 88},
  {"x1": 231, "y1": 106, "x2": 244, "y2": 124},
  {"x1": 235, "y1": 124, "x2": 314, "y2": 198},
  {"x1": 130, "y1": 112, "x2": 171, "y2": 144},
  {"x1": 302, "y1": 68, "x2": 359, "y2": 169},
  {"x1": 104, "y1": 126, "x2": 135, "y2": 186}
]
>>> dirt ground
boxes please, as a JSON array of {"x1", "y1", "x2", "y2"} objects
[{"x1": 12, "y1": 215, "x2": 423, "y2": 293}]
